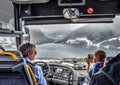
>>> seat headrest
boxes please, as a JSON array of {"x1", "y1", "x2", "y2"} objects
[
  {"x1": 5, "y1": 51, "x2": 23, "y2": 59},
  {"x1": 0, "y1": 51, "x2": 19, "y2": 60}
]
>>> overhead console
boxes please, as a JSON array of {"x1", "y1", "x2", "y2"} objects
[{"x1": 11, "y1": 0, "x2": 120, "y2": 25}]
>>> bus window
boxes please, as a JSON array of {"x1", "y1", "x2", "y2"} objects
[{"x1": 0, "y1": 37, "x2": 17, "y2": 50}]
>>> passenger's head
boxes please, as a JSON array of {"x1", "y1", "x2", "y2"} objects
[
  {"x1": 93, "y1": 50, "x2": 106, "y2": 63},
  {"x1": 18, "y1": 43, "x2": 36, "y2": 60}
]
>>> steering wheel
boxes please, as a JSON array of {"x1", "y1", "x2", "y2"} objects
[{"x1": 34, "y1": 61, "x2": 51, "y2": 78}]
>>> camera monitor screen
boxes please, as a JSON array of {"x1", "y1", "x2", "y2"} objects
[
  {"x1": 56, "y1": 68, "x2": 63, "y2": 73},
  {"x1": 58, "y1": 0, "x2": 85, "y2": 6}
]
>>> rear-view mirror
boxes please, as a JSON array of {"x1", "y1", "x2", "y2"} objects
[{"x1": 63, "y1": 8, "x2": 79, "y2": 19}]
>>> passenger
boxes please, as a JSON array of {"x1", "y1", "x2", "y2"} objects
[
  {"x1": 89, "y1": 54, "x2": 120, "y2": 85},
  {"x1": 80, "y1": 50, "x2": 106, "y2": 85},
  {"x1": 18, "y1": 43, "x2": 47, "y2": 85}
]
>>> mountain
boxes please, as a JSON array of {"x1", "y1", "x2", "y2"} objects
[
  {"x1": 67, "y1": 24, "x2": 115, "y2": 43},
  {"x1": 53, "y1": 16, "x2": 120, "y2": 50},
  {"x1": 30, "y1": 29, "x2": 54, "y2": 44},
  {"x1": 98, "y1": 37, "x2": 120, "y2": 49},
  {"x1": 55, "y1": 24, "x2": 115, "y2": 43}
]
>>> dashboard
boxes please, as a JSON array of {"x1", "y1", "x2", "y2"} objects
[
  {"x1": 50, "y1": 65, "x2": 73, "y2": 85},
  {"x1": 34, "y1": 61, "x2": 86, "y2": 85}
]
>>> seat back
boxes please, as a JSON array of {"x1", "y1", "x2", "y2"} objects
[
  {"x1": 0, "y1": 51, "x2": 33, "y2": 85},
  {"x1": 3, "y1": 51, "x2": 38, "y2": 85},
  {"x1": 27, "y1": 65, "x2": 38, "y2": 85}
]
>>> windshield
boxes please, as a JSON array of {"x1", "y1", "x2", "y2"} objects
[{"x1": 25, "y1": 16, "x2": 120, "y2": 59}]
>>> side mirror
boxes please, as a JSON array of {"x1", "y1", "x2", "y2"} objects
[
  {"x1": 63, "y1": 8, "x2": 79, "y2": 19},
  {"x1": 23, "y1": 27, "x2": 30, "y2": 43}
]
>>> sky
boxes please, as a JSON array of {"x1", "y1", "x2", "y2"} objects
[{"x1": 0, "y1": 0, "x2": 13, "y2": 23}]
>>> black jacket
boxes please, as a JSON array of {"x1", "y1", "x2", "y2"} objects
[{"x1": 89, "y1": 54, "x2": 120, "y2": 85}]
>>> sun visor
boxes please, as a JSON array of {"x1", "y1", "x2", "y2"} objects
[{"x1": 10, "y1": 0, "x2": 49, "y2": 4}]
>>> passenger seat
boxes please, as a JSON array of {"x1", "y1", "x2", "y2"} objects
[{"x1": 0, "y1": 51, "x2": 36, "y2": 85}]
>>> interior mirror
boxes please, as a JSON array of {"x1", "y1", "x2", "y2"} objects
[{"x1": 63, "y1": 8, "x2": 79, "y2": 19}]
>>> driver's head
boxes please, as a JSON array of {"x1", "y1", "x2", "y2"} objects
[
  {"x1": 18, "y1": 43, "x2": 37, "y2": 60},
  {"x1": 93, "y1": 50, "x2": 106, "y2": 63}
]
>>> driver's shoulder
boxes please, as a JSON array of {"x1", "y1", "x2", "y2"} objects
[{"x1": 34, "y1": 64, "x2": 42, "y2": 71}]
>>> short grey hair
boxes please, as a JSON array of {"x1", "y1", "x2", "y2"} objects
[{"x1": 18, "y1": 43, "x2": 35, "y2": 57}]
